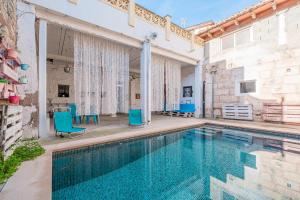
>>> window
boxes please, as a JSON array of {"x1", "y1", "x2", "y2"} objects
[
  {"x1": 235, "y1": 28, "x2": 250, "y2": 46},
  {"x1": 221, "y1": 27, "x2": 252, "y2": 51},
  {"x1": 58, "y1": 85, "x2": 70, "y2": 97},
  {"x1": 221, "y1": 34, "x2": 234, "y2": 50},
  {"x1": 240, "y1": 80, "x2": 256, "y2": 94}
]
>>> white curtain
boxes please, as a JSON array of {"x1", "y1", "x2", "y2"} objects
[
  {"x1": 151, "y1": 55, "x2": 165, "y2": 111},
  {"x1": 74, "y1": 32, "x2": 129, "y2": 115},
  {"x1": 165, "y1": 58, "x2": 181, "y2": 111}
]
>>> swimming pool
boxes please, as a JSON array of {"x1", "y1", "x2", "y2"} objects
[{"x1": 52, "y1": 125, "x2": 300, "y2": 200}]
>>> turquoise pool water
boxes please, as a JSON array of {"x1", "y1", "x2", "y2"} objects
[{"x1": 52, "y1": 126, "x2": 300, "y2": 200}]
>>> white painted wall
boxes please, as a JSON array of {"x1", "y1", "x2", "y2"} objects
[
  {"x1": 47, "y1": 64, "x2": 75, "y2": 104},
  {"x1": 25, "y1": 0, "x2": 203, "y2": 64},
  {"x1": 17, "y1": 2, "x2": 39, "y2": 138},
  {"x1": 180, "y1": 66, "x2": 195, "y2": 104},
  {"x1": 17, "y1": 2, "x2": 38, "y2": 95},
  {"x1": 130, "y1": 78, "x2": 141, "y2": 109}
]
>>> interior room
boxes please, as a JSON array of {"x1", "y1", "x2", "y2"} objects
[{"x1": 44, "y1": 23, "x2": 196, "y2": 136}]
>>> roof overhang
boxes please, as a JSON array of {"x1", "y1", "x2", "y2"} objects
[{"x1": 198, "y1": 0, "x2": 299, "y2": 41}]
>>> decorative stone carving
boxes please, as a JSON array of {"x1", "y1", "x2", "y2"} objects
[
  {"x1": 103, "y1": 0, "x2": 203, "y2": 45},
  {"x1": 68, "y1": 0, "x2": 79, "y2": 4}
]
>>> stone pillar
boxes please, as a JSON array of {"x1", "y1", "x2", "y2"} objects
[
  {"x1": 38, "y1": 19, "x2": 48, "y2": 138},
  {"x1": 194, "y1": 61, "x2": 203, "y2": 118},
  {"x1": 165, "y1": 15, "x2": 171, "y2": 41},
  {"x1": 140, "y1": 39, "x2": 151, "y2": 124},
  {"x1": 191, "y1": 30, "x2": 195, "y2": 51},
  {"x1": 128, "y1": 0, "x2": 135, "y2": 27}
]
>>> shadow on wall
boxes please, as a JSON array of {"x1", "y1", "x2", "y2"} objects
[{"x1": 204, "y1": 60, "x2": 278, "y2": 121}]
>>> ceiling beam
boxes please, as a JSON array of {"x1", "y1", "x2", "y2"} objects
[
  {"x1": 234, "y1": 19, "x2": 239, "y2": 26},
  {"x1": 272, "y1": 1, "x2": 277, "y2": 10},
  {"x1": 207, "y1": 32, "x2": 213, "y2": 38},
  {"x1": 47, "y1": 53, "x2": 73, "y2": 63}
]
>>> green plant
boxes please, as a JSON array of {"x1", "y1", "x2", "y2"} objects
[{"x1": 0, "y1": 140, "x2": 45, "y2": 184}]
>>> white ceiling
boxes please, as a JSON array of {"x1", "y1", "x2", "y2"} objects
[
  {"x1": 44, "y1": 24, "x2": 193, "y2": 72},
  {"x1": 47, "y1": 24, "x2": 74, "y2": 59}
]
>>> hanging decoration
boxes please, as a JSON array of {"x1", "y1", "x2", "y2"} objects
[
  {"x1": 165, "y1": 58, "x2": 181, "y2": 111},
  {"x1": 74, "y1": 32, "x2": 129, "y2": 116},
  {"x1": 151, "y1": 54, "x2": 165, "y2": 111},
  {"x1": 151, "y1": 54, "x2": 182, "y2": 112}
]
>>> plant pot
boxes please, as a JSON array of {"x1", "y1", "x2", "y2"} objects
[
  {"x1": 19, "y1": 76, "x2": 28, "y2": 84},
  {"x1": 0, "y1": 78, "x2": 8, "y2": 83},
  {"x1": 9, "y1": 95, "x2": 20, "y2": 104},
  {"x1": 0, "y1": 82, "x2": 4, "y2": 92},
  {"x1": 6, "y1": 49, "x2": 18, "y2": 60},
  {"x1": 20, "y1": 64, "x2": 29, "y2": 71}
]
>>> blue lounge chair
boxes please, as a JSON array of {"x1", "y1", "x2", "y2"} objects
[
  {"x1": 129, "y1": 109, "x2": 143, "y2": 126},
  {"x1": 54, "y1": 112, "x2": 86, "y2": 136},
  {"x1": 68, "y1": 103, "x2": 81, "y2": 124}
]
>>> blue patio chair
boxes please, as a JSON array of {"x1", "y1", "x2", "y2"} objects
[
  {"x1": 68, "y1": 103, "x2": 81, "y2": 124},
  {"x1": 54, "y1": 112, "x2": 86, "y2": 136},
  {"x1": 129, "y1": 109, "x2": 143, "y2": 126},
  {"x1": 85, "y1": 115, "x2": 99, "y2": 124}
]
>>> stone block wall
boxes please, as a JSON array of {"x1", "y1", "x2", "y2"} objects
[
  {"x1": 47, "y1": 64, "x2": 75, "y2": 104},
  {"x1": 0, "y1": 0, "x2": 17, "y2": 47},
  {"x1": 204, "y1": 5, "x2": 300, "y2": 121}
]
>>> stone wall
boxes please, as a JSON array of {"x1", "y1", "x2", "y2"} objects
[
  {"x1": 0, "y1": 0, "x2": 17, "y2": 47},
  {"x1": 205, "y1": 5, "x2": 300, "y2": 120},
  {"x1": 47, "y1": 64, "x2": 75, "y2": 104}
]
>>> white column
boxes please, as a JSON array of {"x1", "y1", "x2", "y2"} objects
[
  {"x1": 194, "y1": 61, "x2": 203, "y2": 118},
  {"x1": 128, "y1": 0, "x2": 135, "y2": 27},
  {"x1": 38, "y1": 19, "x2": 48, "y2": 138},
  {"x1": 147, "y1": 41, "x2": 152, "y2": 123},
  {"x1": 165, "y1": 15, "x2": 171, "y2": 41},
  {"x1": 140, "y1": 39, "x2": 151, "y2": 124}
]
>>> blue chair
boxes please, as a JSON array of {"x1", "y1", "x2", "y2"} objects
[
  {"x1": 68, "y1": 103, "x2": 81, "y2": 124},
  {"x1": 53, "y1": 112, "x2": 86, "y2": 136},
  {"x1": 85, "y1": 115, "x2": 99, "y2": 125},
  {"x1": 85, "y1": 105, "x2": 99, "y2": 125},
  {"x1": 129, "y1": 109, "x2": 143, "y2": 126}
]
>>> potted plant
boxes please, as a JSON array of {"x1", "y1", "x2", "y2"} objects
[
  {"x1": 19, "y1": 76, "x2": 28, "y2": 84},
  {"x1": 20, "y1": 64, "x2": 29, "y2": 71}
]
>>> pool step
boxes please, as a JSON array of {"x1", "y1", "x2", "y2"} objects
[
  {"x1": 202, "y1": 126, "x2": 223, "y2": 132},
  {"x1": 194, "y1": 128, "x2": 219, "y2": 135},
  {"x1": 222, "y1": 129, "x2": 253, "y2": 144}
]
